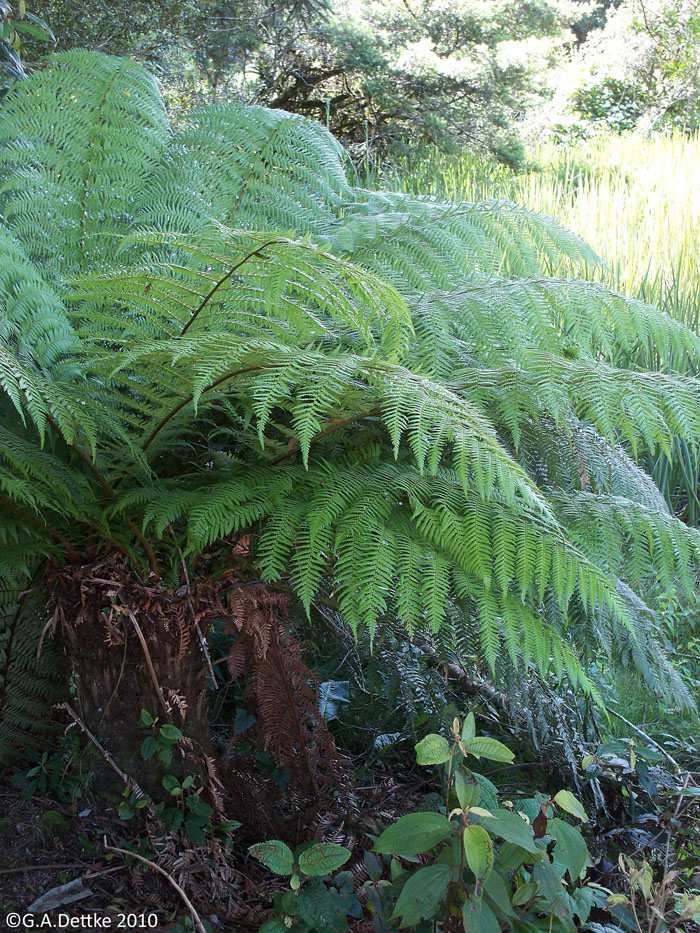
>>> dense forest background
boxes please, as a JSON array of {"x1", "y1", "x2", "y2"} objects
[{"x1": 1, "y1": 2, "x2": 700, "y2": 932}]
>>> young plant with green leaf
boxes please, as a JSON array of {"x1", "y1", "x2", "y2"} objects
[
  {"x1": 0, "y1": 1, "x2": 53, "y2": 91},
  {"x1": 610, "y1": 853, "x2": 700, "y2": 932},
  {"x1": 0, "y1": 50, "x2": 698, "y2": 794},
  {"x1": 250, "y1": 839, "x2": 358, "y2": 932},
  {"x1": 369, "y1": 716, "x2": 601, "y2": 931}
]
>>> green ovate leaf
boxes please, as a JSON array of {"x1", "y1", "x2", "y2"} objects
[
  {"x1": 259, "y1": 921, "x2": 287, "y2": 933},
  {"x1": 484, "y1": 870, "x2": 517, "y2": 919},
  {"x1": 415, "y1": 733, "x2": 451, "y2": 765},
  {"x1": 162, "y1": 774, "x2": 180, "y2": 794},
  {"x1": 184, "y1": 818, "x2": 206, "y2": 846},
  {"x1": 571, "y1": 885, "x2": 597, "y2": 925},
  {"x1": 495, "y1": 842, "x2": 531, "y2": 873},
  {"x1": 139, "y1": 709, "x2": 154, "y2": 727},
  {"x1": 553, "y1": 790, "x2": 588, "y2": 822},
  {"x1": 373, "y1": 812, "x2": 453, "y2": 856},
  {"x1": 462, "y1": 737, "x2": 514, "y2": 763},
  {"x1": 454, "y1": 769, "x2": 480, "y2": 810},
  {"x1": 297, "y1": 878, "x2": 352, "y2": 928},
  {"x1": 473, "y1": 773, "x2": 499, "y2": 813},
  {"x1": 462, "y1": 712, "x2": 476, "y2": 742},
  {"x1": 549, "y1": 818, "x2": 588, "y2": 880},
  {"x1": 463, "y1": 824, "x2": 494, "y2": 887},
  {"x1": 480, "y1": 809, "x2": 539, "y2": 854},
  {"x1": 298, "y1": 843, "x2": 351, "y2": 876},
  {"x1": 249, "y1": 840, "x2": 295, "y2": 875},
  {"x1": 532, "y1": 860, "x2": 575, "y2": 916},
  {"x1": 512, "y1": 880, "x2": 538, "y2": 906},
  {"x1": 159, "y1": 724, "x2": 183, "y2": 744},
  {"x1": 463, "y1": 898, "x2": 501, "y2": 933},
  {"x1": 391, "y1": 864, "x2": 451, "y2": 927}
]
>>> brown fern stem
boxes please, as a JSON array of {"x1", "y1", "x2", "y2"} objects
[
  {"x1": 267, "y1": 629, "x2": 321, "y2": 800},
  {"x1": 140, "y1": 365, "x2": 262, "y2": 455},
  {"x1": 47, "y1": 413, "x2": 114, "y2": 499},
  {"x1": 269, "y1": 407, "x2": 381, "y2": 465},
  {"x1": 0, "y1": 494, "x2": 78, "y2": 560},
  {"x1": 180, "y1": 239, "x2": 282, "y2": 336},
  {"x1": 42, "y1": 416, "x2": 160, "y2": 576},
  {"x1": 124, "y1": 516, "x2": 161, "y2": 579}
]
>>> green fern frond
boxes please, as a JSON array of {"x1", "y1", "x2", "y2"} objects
[
  {"x1": 410, "y1": 277, "x2": 700, "y2": 378},
  {"x1": 0, "y1": 51, "x2": 168, "y2": 276},
  {"x1": 70, "y1": 227, "x2": 411, "y2": 355},
  {"x1": 0, "y1": 579, "x2": 63, "y2": 764},
  {"x1": 329, "y1": 194, "x2": 599, "y2": 284},
  {"x1": 137, "y1": 102, "x2": 350, "y2": 236}
]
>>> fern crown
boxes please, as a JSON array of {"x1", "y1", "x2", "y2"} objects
[{"x1": 0, "y1": 51, "x2": 698, "y2": 761}]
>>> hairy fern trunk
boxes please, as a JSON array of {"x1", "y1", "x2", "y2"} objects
[{"x1": 53, "y1": 561, "x2": 214, "y2": 796}]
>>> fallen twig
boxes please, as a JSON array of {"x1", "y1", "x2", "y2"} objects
[
  {"x1": 59, "y1": 702, "x2": 145, "y2": 798},
  {"x1": 0, "y1": 863, "x2": 85, "y2": 876},
  {"x1": 104, "y1": 841, "x2": 207, "y2": 933},
  {"x1": 171, "y1": 532, "x2": 216, "y2": 684},
  {"x1": 127, "y1": 610, "x2": 171, "y2": 720}
]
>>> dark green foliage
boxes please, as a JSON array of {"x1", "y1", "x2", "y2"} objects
[
  {"x1": 29, "y1": 0, "x2": 329, "y2": 91},
  {"x1": 572, "y1": 78, "x2": 648, "y2": 132},
  {"x1": 570, "y1": 0, "x2": 624, "y2": 42},
  {"x1": 26, "y1": 1, "x2": 580, "y2": 158},
  {"x1": 560, "y1": 0, "x2": 700, "y2": 137},
  {"x1": 0, "y1": 2, "x2": 53, "y2": 91},
  {"x1": 0, "y1": 584, "x2": 63, "y2": 763},
  {"x1": 250, "y1": 840, "x2": 358, "y2": 931},
  {"x1": 254, "y1": 719, "x2": 610, "y2": 932}
]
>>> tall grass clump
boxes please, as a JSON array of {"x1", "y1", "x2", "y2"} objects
[
  {"x1": 380, "y1": 147, "x2": 514, "y2": 204},
  {"x1": 518, "y1": 133, "x2": 700, "y2": 325},
  {"x1": 385, "y1": 132, "x2": 700, "y2": 323}
]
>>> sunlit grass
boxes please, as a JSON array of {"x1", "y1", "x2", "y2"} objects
[{"x1": 382, "y1": 131, "x2": 700, "y2": 327}]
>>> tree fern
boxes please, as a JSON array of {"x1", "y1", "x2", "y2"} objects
[
  {"x1": 0, "y1": 576, "x2": 64, "y2": 760},
  {"x1": 137, "y1": 103, "x2": 350, "y2": 236},
  {"x1": 0, "y1": 50, "x2": 698, "y2": 764}
]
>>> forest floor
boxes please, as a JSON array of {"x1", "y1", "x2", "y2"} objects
[
  {"x1": 0, "y1": 774, "x2": 407, "y2": 931},
  {"x1": 3, "y1": 768, "x2": 698, "y2": 932},
  {"x1": 0, "y1": 779, "x2": 275, "y2": 930},
  {"x1": 1, "y1": 785, "x2": 174, "y2": 925}
]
